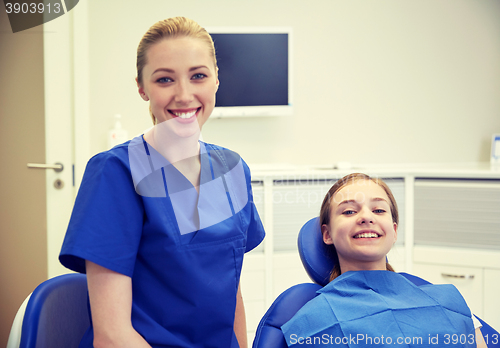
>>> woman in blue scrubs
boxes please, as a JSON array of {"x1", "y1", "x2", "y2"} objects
[
  {"x1": 60, "y1": 17, "x2": 265, "y2": 348},
  {"x1": 281, "y1": 173, "x2": 486, "y2": 348}
]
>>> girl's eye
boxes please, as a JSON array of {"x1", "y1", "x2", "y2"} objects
[
  {"x1": 157, "y1": 77, "x2": 173, "y2": 83},
  {"x1": 374, "y1": 209, "x2": 386, "y2": 214},
  {"x1": 192, "y1": 73, "x2": 207, "y2": 80},
  {"x1": 342, "y1": 210, "x2": 356, "y2": 215}
]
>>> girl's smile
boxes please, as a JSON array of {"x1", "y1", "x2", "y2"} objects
[{"x1": 352, "y1": 229, "x2": 381, "y2": 239}]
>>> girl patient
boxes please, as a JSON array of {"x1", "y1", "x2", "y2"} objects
[{"x1": 281, "y1": 173, "x2": 486, "y2": 347}]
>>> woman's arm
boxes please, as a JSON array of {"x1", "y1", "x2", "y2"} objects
[
  {"x1": 476, "y1": 327, "x2": 487, "y2": 348},
  {"x1": 86, "y1": 260, "x2": 151, "y2": 348},
  {"x1": 234, "y1": 282, "x2": 248, "y2": 348}
]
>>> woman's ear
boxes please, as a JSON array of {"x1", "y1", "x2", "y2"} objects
[
  {"x1": 136, "y1": 77, "x2": 149, "y2": 101},
  {"x1": 322, "y1": 224, "x2": 333, "y2": 245}
]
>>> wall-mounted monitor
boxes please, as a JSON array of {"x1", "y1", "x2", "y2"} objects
[{"x1": 207, "y1": 27, "x2": 293, "y2": 118}]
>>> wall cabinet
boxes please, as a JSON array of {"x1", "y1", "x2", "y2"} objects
[
  {"x1": 413, "y1": 245, "x2": 500, "y2": 330},
  {"x1": 240, "y1": 166, "x2": 500, "y2": 342},
  {"x1": 413, "y1": 178, "x2": 500, "y2": 330}
]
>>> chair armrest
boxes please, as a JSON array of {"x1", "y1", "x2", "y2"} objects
[{"x1": 252, "y1": 283, "x2": 321, "y2": 348}]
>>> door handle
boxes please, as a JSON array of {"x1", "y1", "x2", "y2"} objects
[
  {"x1": 27, "y1": 162, "x2": 64, "y2": 172},
  {"x1": 441, "y1": 273, "x2": 475, "y2": 280}
]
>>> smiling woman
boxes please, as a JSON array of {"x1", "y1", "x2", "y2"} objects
[
  {"x1": 138, "y1": 37, "x2": 219, "y2": 142},
  {"x1": 58, "y1": 17, "x2": 265, "y2": 348},
  {"x1": 136, "y1": 17, "x2": 218, "y2": 126}
]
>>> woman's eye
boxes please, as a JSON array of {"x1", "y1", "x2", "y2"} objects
[
  {"x1": 157, "y1": 77, "x2": 172, "y2": 83},
  {"x1": 342, "y1": 210, "x2": 356, "y2": 215},
  {"x1": 192, "y1": 73, "x2": 207, "y2": 80}
]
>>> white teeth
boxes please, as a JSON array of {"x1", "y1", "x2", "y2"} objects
[
  {"x1": 173, "y1": 110, "x2": 197, "y2": 119},
  {"x1": 354, "y1": 232, "x2": 379, "y2": 239}
]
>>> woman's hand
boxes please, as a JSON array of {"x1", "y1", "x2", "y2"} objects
[
  {"x1": 476, "y1": 327, "x2": 487, "y2": 348},
  {"x1": 234, "y1": 282, "x2": 248, "y2": 348},
  {"x1": 86, "y1": 260, "x2": 152, "y2": 348}
]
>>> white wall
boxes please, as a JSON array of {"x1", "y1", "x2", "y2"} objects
[{"x1": 84, "y1": 0, "x2": 500, "y2": 167}]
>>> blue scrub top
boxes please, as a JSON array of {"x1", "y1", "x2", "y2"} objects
[{"x1": 60, "y1": 136, "x2": 265, "y2": 348}]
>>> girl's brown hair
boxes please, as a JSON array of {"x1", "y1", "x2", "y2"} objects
[{"x1": 319, "y1": 173, "x2": 398, "y2": 281}]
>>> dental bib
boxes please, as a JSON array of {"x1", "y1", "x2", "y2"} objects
[{"x1": 281, "y1": 271, "x2": 475, "y2": 347}]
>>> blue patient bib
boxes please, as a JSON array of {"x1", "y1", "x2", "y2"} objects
[{"x1": 281, "y1": 271, "x2": 476, "y2": 347}]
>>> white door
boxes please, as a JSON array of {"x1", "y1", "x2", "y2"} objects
[
  {"x1": 0, "y1": 6, "x2": 77, "y2": 346},
  {"x1": 43, "y1": 7, "x2": 79, "y2": 279}
]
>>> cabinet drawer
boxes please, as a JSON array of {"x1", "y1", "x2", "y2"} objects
[
  {"x1": 413, "y1": 262, "x2": 483, "y2": 317},
  {"x1": 272, "y1": 183, "x2": 332, "y2": 252},
  {"x1": 414, "y1": 179, "x2": 500, "y2": 249},
  {"x1": 484, "y1": 269, "x2": 500, "y2": 331}
]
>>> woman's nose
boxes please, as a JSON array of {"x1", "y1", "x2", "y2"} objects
[{"x1": 174, "y1": 81, "x2": 193, "y2": 104}]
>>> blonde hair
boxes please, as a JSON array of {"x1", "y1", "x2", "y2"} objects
[
  {"x1": 136, "y1": 17, "x2": 218, "y2": 124},
  {"x1": 319, "y1": 173, "x2": 398, "y2": 281}
]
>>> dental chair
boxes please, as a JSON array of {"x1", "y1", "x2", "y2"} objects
[
  {"x1": 252, "y1": 217, "x2": 500, "y2": 348},
  {"x1": 7, "y1": 273, "x2": 90, "y2": 348}
]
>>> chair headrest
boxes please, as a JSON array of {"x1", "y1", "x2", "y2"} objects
[{"x1": 297, "y1": 217, "x2": 335, "y2": 287}]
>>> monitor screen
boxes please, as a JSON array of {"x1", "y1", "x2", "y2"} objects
[{"x1": 208, "y1": 28, "x2": 293, "y2": 118}]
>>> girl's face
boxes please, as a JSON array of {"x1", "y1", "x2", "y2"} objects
[
  {"x1": 322, "y1": 180, "x2": 398, "y2": 273},
  {"x1": 138, "y1": 36, "x2": 219, "y2": 138}
]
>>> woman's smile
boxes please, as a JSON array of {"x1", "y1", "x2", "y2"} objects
[{"x1": 169, "y1": 107, "x2": 201, "y2": 123}]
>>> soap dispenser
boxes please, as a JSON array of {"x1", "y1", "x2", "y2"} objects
[{"x1": 108, "y1": 114, "x2": 129, "y2": 149}]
